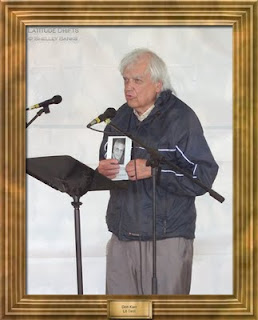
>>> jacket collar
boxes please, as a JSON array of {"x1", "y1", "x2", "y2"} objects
[
  {"x1": 155, "y1": 89, "x2": 173, "y2": 107},
  {"x1": 144, "y1": 89, "x2": 174, "y2": 120}
]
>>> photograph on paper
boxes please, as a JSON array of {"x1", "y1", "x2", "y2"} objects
[{"x1": 106, "y1": 136, "x2": 132, "y2": 180}]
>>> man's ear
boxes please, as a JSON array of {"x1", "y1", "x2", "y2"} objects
[{"x1": 156, "y1": 81, "x2": 162, "y2": 93}]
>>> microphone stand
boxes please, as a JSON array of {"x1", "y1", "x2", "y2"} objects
[
  {"x1": 106, "y1": 121, "x2": 225, "y2": 295},
  {"x1": 150, "y1": 163, "x2": 159, "y2": 294},
  {"x1": 26, "y1": 105, "x2": 50, "y2": 128}
]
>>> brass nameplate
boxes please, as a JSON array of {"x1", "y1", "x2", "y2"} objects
[{"x1": 108, "y1": 300, "x2": 152, "y2": 319}]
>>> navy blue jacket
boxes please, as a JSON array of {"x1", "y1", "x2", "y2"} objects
[{"x1": 99, "y1": 90, "x2": 218, "y2": 241}]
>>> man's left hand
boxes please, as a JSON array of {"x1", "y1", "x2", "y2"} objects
[{"x1": 125, "y1": 159, "x2": 152, "y2": 180}]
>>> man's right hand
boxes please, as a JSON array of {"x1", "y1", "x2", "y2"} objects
[{"x1": 97, "y1": 159, "x2": 120, "y2": 179}]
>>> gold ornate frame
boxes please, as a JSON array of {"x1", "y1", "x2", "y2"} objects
[{"x1": 0, "y1": 1, "x2": 257, "y2": 319}]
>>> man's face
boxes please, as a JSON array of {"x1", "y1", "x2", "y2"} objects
[
  {"x1": 122, "y1": 56, "x2": 162, "y2": 115},
  {"x1": 113, "y1": 141, "x2": 125, "y2": 161}
]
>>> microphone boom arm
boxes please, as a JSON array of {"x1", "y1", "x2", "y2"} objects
[{"x1": 108, "y1": 121, "x2": 225, "y2": 203}]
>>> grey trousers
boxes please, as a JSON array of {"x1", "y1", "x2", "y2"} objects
[{"x1": 106, "y1": 234, "x2": 193, "y2": 295}]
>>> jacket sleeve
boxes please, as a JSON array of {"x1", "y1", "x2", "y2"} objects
[{"x1": 158, "y1": 111, "x2": 219, "y2": 197}]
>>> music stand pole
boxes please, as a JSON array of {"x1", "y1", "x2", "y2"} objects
[{"x1": 71, "y1": 195, "x2": 83, "y2": 295}]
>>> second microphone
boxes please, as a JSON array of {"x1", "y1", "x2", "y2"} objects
[{"x1": 86, "y1": 108, "x2": 117, "y2": 128}]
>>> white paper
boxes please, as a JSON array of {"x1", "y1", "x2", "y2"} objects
[{"x1": 106, "y1": 136, "x2": 132, "y2": 180}]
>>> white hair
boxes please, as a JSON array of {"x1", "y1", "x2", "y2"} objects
[{"x1": 119, "y1": 48, "x2": 173, "y2": 92}]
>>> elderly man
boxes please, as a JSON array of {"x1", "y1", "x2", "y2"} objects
[{"x1": 97, "y1": 48, "x2": 218, "y2": 295}]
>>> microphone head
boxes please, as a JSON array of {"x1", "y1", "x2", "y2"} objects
[
  {"x1": 51, "y1": 95, "x2": 62, "y2": 104},
  {"x1": 86, "y1": 107, "x2": 117, "y2": 128},
  {"x1": 102, "y1": 107, "x2": 116, "y2": 120}
]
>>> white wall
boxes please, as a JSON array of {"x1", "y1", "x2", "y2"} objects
[{"x1": 26, "y1": 26, "x2": 232, "y2": 294}]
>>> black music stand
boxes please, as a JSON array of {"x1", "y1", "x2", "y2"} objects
[{"x1": 26, "y1": 155, "x2": 127, "y2": 295}]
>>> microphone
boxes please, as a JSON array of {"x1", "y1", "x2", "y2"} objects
[
  {"x1": 26, "y1": 95, "x2": 62, "y2": 110},
  {"x1": 87, "y1": 108, "x2": 116, "y2": 128}
]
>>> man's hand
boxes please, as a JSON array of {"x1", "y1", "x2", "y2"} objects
[
  {"x1": 97, "y1": 159, "x2": 120, "y2": 179},
  {"x1": 126, "y1": 159, "x2": 152, "y2": 181}
]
